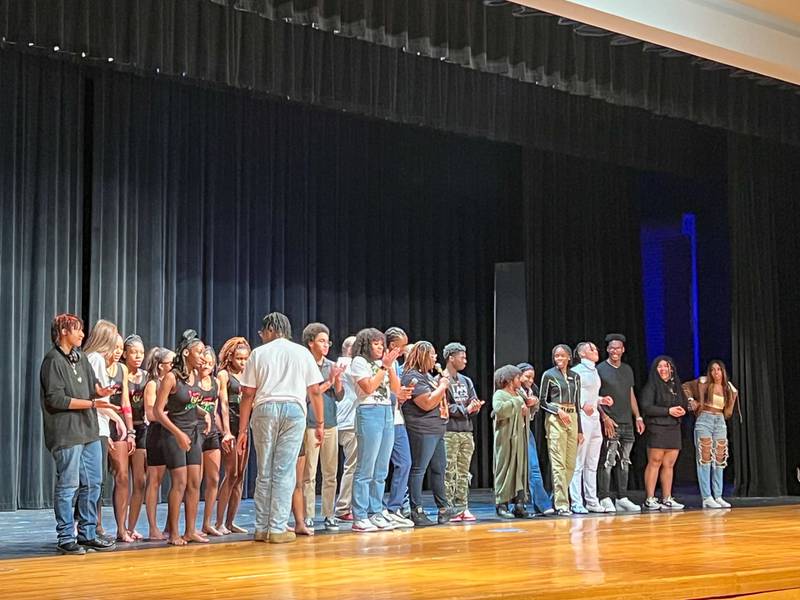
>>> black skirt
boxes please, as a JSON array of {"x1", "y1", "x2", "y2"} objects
[{"x1": 646, "y1": 422, "x2": 682, "y2": 450}]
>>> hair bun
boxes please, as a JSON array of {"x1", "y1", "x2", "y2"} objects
[{"x1": 181, "y1": 329, "x2": 198, "y2": 342}]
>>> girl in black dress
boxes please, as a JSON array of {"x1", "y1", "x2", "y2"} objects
[
  {"x1": 640, "y1": 355, "x2": 688, "y2": 511},
  {"x1": 215, "y1": 337, "x2": 251, "y2": 534},
  {"x1": 122, "y1": 334, "x2": 147, "y2": 540}
]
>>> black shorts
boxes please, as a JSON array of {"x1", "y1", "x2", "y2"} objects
[
  {"x1": 163, "y1": 425, "x2": 203, "y2": 470},
  {"x1": 146, "y1": 423, "x2": 166, "y2": 467},
  {"x1": 134, "y1": 423, "x2": 148, "y2": 449},
  {"x1": 229, "y1": 415, "x2": 240, "y2": 439},
  {"x1": 646, "y1": 423, "x2": 682, "y2": 450},
  {"x1": 202, "y1": 430, "x2": 221, "y2": 452}
]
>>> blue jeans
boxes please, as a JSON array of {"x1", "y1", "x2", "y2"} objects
[
  {"x1": 52, "y1": 439, "x2": 103, "y2": 545},
  {"x1": 694, "y1": 412, "x2": 728, "y2": 499},
  {"x1": 386, "y1": 424, "x2": 412, "y2": 512},
  {"x1": 250, "y1": 401, "x2": 306, "y2": 534},
  {"x1": 528, "y1": 430, "x2": 553, "y2": 512},
  {"x1": 352, "y1": 404, "x2": 394, "y2": 520},
  {"x1": 407, "y1": 430, "x2": 449, "y2": 510}
]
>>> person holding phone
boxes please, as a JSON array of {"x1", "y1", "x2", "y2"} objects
[
  {"x1": 40, "y1": 313, "x2": 119, "y2": 555},
  {"x1": 640, "y1": 355, "x2": 688, "y2": 510}
]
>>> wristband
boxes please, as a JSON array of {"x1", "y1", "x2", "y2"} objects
[
  {"x1": 91, "y1": 399, "x2": 96, "y2": 409},
  {"x1": 121, "y1": 406, "x2": 133, "y2": 415},
  {"x1": 636, "y1": 416, "x2": 643, "y2": 421},
  {"x1": 378, "y1": 365, "x2": 388, "y2": 371}
]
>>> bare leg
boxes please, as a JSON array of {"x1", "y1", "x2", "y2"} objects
[
  {"x1": 202, "y1": 449, "x2": 223, "y2": 536},
  {"x1": 145, "y1": 465, "x2": 167, "y2": 540},
  {"x1": 227, "y1": 437, "x2": 250, "y2": 533},
  {"x1": 644, "y1": 449, "x2": 665, "y2": 498},
  {"x1": 216, "y1": 447, "x2": 237, "y2": 534},
  {"x1": 167, "y1": 467, "x2": 188, "y2": 546},
  {"x1": 109, "y1": 441, "x2": 133, "y2": 542},
  {"x1": 183, "y1": 464, "x2": 208, "y2": 543},
  {"x1": 127, "y1": 449, "x2": 147, "y2": 539},
  {"x1": 292, "y1": 456, "x2": 313, "y2": 536},
  {"x1": 659, "y1": 450, "x2": 680, "y2": 498}
]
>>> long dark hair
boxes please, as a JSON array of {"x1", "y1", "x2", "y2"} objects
[
  {"x1": 706, "y1": 359, "x2": 733, "y2": 404},
  {"x1": 646, "y1": 355, "x2": 685, "y2": 403}
]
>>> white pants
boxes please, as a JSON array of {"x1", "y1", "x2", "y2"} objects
[{"x1": 569, "y1": 414, "x2": 603, "y2": 507}]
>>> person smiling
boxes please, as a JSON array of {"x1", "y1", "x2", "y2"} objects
[{"x1": 539, "y1": 344, "x2": 584, "y2": 516}]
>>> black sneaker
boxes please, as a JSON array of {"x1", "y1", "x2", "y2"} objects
[
  {"x1": 57, "y1": 541, "x2": 87, "y2": 555},
  {"x1": 513, "y1": 503, "x2": 531, "y2": 519},
  {"x1": 78, "y1": 537, "x2": 117, "y2": 552},
  {"x1": 410, "y1": 507, "x2": 435, "y2": 527},
  {"x1": 437, "y1": 508, "x2": 457, "y2": 525}
]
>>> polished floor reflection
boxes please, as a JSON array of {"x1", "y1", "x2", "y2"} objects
[{"x1": 3, "y1": 505, "x2": 800, "y2": 599}]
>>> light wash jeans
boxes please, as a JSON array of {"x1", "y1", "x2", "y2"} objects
[
  {"x1": 694, "y1": 411, "x2": 728, "y2": 499},
  {"x1": 251, "y1": 401, "x2": 306, "y2": 534},
  {"x1": 52, "y1": 439, "x2": 103, "y2": 544},
  {"x1": 528, "y1": 430, "x2": 553, "y2": 512},
  {"x1": 352, "y1": 404, "x2": 394, "y2": 520}
]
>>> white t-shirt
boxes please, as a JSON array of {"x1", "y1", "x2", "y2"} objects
[
  {"x1": 349, "y1": 356, "x2": 391, "y2": 407},
  {"x1": 240, "y1": 338, "x2": 323, "y2": 414},
  {"x1": 335, "y1": 357, "x2": 358, "y2": 430},
  {"x1": 87, "y1": 352, "x2": 111, "y2": 437}
]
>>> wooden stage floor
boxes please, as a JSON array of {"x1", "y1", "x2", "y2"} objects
[{"x1": 3, "y1": 505, "x2": 800, "y2": 599}]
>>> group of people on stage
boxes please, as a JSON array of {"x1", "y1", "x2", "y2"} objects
[
  {"x1": 41, "y1": 313, "x2": 738, "y2": 554},
  {"x1": 492, "y1": 334, "x2": 738, "y2": 521}
]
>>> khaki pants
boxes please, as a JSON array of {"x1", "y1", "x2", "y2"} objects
[
  {"x1": 545, "y1": 412, "x2": 578, "y2": 511},
  {"x1": 444, "y1": 431, "x2": 474, "y2": 510},
  {"x1": 335, "y1": 429, "x2": 357, "y2": 517},
  {"x1": 303, "y1": 426, "x2": 338, "y2": 519}
]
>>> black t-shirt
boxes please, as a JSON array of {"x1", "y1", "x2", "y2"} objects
[
  {"x1": 400, "y1": 369, "x2": 447, "y2": 435},
  {"x1": 597, "y1": 360, "x2": 635, "y2": 424}
]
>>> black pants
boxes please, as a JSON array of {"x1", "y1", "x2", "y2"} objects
[
  {"x1": 597, "y1": 422, "x2": 635, "y2": 500},
  {"x1": 407, "y1": 430, "x2": 449, "y2": 510}
]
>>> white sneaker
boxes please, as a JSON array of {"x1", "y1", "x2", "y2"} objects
[
  {"x1": 571, "y1": 504, "x2": 589, "y2": 514},
  {"x1": 661, "y1": 497, "x2": 684, "y2": 510},
  {"x1": 615, "y1": 497, "x2": 641, "y2": 512},
  {"x1": 352, "y1": 518, "x2": 378, "y2": 533},
  {"x1": 369, "y1": 513, "x2": 396, "y2": 530},
  {"x1": 585, "y1": 502, "x2": 606, "y2": 513},
  {"x1": 599, "y1": 498, "x2": 616, "y2": 512},
  {"x1": 702, "y1": 497, "x2": 721, "y2": 509},
  {"x1": 384, "y1": 509, "x2": 414, "y2": 529},
  {"x1": 643, "y1": 497, "x2": 663, "y2": 511},
  {"x1": 714, "y1": 497, "x2": 731, "y2": 508}
]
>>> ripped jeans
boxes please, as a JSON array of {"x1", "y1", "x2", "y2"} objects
[
  {"x1": 597, "y1": 422, "x2": 634, "y2": 501},
  {"x1": 694, "y1": 412, "x2": 728, "y2": 499}
]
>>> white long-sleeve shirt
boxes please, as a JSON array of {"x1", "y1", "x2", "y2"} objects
[{"x1": 571, "y1": 358, "x2": 602, "y2": 422}]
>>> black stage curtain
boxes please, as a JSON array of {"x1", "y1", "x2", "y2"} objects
[
  {"x1": 728, "y1": 134, "x2": 800, "y2": 497},
  {"x1": 0, "y1": 0, "x2": 724, "y2": 178},
  {"x1": 1, "y1": 47, "x2": 523, "y2": 508},
  {"x1": 0, "y1": 51, "x2": 87, "y2": 510},
  {"x1": 521, "y1": 147, "x2": 647, "y2": 486}
]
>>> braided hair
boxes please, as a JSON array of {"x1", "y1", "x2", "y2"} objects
[
  {"x1": 218, "y1": 337, "x2": 251, "y2": 372},
  {"x1": 173, "y1": 329, "x2": 204, "y2": 381},
  {"x1": 260, "y1": 312, "x2": 292, "y2": 340}
]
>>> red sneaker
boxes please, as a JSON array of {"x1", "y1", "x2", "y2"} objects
[
  {"x1": 449, "y1": 512, "x2": 463, "y2": 523},
  {"x1": 461, "y1": 509, "x2": 477, "y2": 522},
  {"x1": 337, "y1": 512, "x2": 354, "y2": 522}
]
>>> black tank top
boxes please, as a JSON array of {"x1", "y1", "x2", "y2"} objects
[
  {"x1": 195, "y1": 377, "x2": 219, "y2": 431},
  {"x1": 227, "y1": 373, "x2": 241, "y2": 420},
  {"x1": 108, "y1": 363, "x2": 126, "y2": 407},
  {"x1": 129, "y1": 371, "x2": 147, "y2": 423},
  {"x1": 165, "y1": 377, "x2": 202, "y2": 432}
]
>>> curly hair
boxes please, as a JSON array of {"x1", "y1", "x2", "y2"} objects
[
  {"x1": 351, "y1": 328, "x2": 385, "y2": 362},
  {"x1": 494, "y1": 365, "x2": 521, "y2": 390},
  {"x1": 50, "y1": 313, "x2": 83, "y2": 345},
  {"x1": 218, "y1": 337, "x2": 251, "y2": 372}
]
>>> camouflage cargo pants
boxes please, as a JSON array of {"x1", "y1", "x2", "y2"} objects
[{"x1": 444, "y1": 431, "x2": 475, "y2": 511}]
